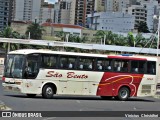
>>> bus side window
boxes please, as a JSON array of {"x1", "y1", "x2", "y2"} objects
[
  {"x1": 147, "y1": 61, "x2": 156, "y2": 75},
  {"x1": 131, "y1": 61, "x2": 139, "y2": 73},
  {"x1": 96, "y1": 59, "x2": 113, "y2": 71},
  {"x1": 78, "y1": 57, "x2": 94, "y2": 71},
  {"x1": 131, "y1": 60, "x2": 145, "y2": 74},
  {"x1": 41, "y1": 55, "x2": 57, "y2": 68},
  {"x1": 59, "y1": 56, "x2": 67, "y2": 69},
  {"x1": 68, "y1": 57, "x2": 76, "y2": 69},
  {"x1": 113, "y1": 60, "x2": 121, "y2": 72}
]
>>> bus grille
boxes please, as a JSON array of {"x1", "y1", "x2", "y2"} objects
[{"x1": 141, "y1": 85, "x2": 151, "y2": 94}]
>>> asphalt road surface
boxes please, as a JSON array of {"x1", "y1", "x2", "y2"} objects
[{"x1": 1, "y1": 80, "x2": 160, "y2": 120}]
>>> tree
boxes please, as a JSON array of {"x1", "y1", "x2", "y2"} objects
[
  {"x1": 1, "y1": 27, "x2": 13, "y2": 38},
  {"x1": 0, "y1": 27, "x2": 20, "y2": 51},
  {"x1": 55, "y1": 31, "x2": 66, "y2": 41},
  {"x1": 137, "y1": 21, "x2": 150, "y2": 33},
  {"x1": 127, "y1": 32, "x2": 135, "y2": 47},
  {"x1": 26, "y1": 22, "x2": 45, "y2": 39},
  {"x1": 94, "y1": 30, "x2": 106, "y2": 44},
  {"x1": 105, "y1": 31, "x2": 115, "y2": 45}
]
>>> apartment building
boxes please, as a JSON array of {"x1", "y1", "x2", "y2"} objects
[
  {"x1": 94, "y1": 0, "x2": 105, "y2": 12},
  {"x1": 54, "y1": 0, "x2": 95, "y2": 27},
  {"x1": 13, "y1": 0, "x2": 42, "y2": 22},
  {"x1": 39, "y1": 2, "x2": 54, "y2": 24},
  {"x1": 0, "y1": 0, "x2": 11, "y2": 31},
  {"x1": 123, "y1": 0, "x2": 158, "y2": 32},
  {"x1": 104, "y1": 0, "x2": 130, "y2": 12},
  {"x1": 54, "y1": 0, "x2": 71, "y2": 24},
  {"x1": 87, "y1": 12, "x2": 135, "y2": 33}
]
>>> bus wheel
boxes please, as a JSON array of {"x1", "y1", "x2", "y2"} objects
[
  {"x1": 26, "y1": 94, "x2": 36, "y2": 98},
  {"x1": 42, "y1": 85, "x2": 54, "y2": 99},
  {"x1": 117, "y1": 87, "x2": 130, "y2": 101},
  {"x1": 101, "y1": 96, "x2": 112, "y2": 100}
]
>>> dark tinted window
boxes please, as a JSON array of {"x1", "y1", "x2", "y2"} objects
[
  {"x1": 78, "y1": 57, "x2": 94, "y2": 70},
  {"x1": 41, "y1": 55, "x2": 57, "y2": 68},
  {"x1": 147, "y1": 61, "x2": 156, "y2": 75},
  {"x1": 96, "y1": 59, "x2": 112, "y2": 71},
  {"x1": 113, "y1": 60, "x2": 129, "y2": 72},
  {"x1": 59, "y1": 56, "x2": 76, "y2": 69},
  {"x1": 131, "y1": 60, "x2": 146, "y2": 74}
]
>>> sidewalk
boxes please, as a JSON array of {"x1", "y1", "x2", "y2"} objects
[
  {"x1": 0, "y1": 101, "x2": 11, "y2": 111},
  {"x1": 0, "y1": 101, "x2": 7, "y2": 110}
]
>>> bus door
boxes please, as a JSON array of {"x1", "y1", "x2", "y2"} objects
[{"x1": 24, "y1": 54, "x2": 40, "y2": 93}]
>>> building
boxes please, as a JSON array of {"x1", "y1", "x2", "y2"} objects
[
  {"x1": 87, "y1": 12, "x2": 135, "y2": 33},
  {"x1": 11, "y1": 21, "x2": 32, "y2": 35},
  {"x1": 0, "y1": 0, "x2": 11, "y2": 31},
  {"x1": 123, "y1": 0, "x2": 158, "y2": 32},
  {"x1": 39, "y1": 2, "x2": 54, "y2": 24},
  {"x1": 54, "y1": 0, "x2": 71, "y2": 24},
  {"x1": 94, "y1": 0, "x2": 105, "y2": 12},
  {"x1": 13, "y1": 0, "x2": 42, "y2": 22},
  {"x1": 104, "y1": 0, "x2": 130, "y2": 12},
  {"x1": 54, "y1": 0, "x2": 95, "y2": 27},
  {"x1": 41, "y1": 23, "x2": 84, "y2": 37}
]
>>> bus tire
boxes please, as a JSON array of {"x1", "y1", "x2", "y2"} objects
[
  {"x1": 26, "y1": 94, "x2": 36, "y2": 98},
  {"x1": 117, "y1": 87, "x2": 130, "y2": 101},
  {"x1": 101, "y1": 96, "x2": 112, "y2": 100},
  {"x1": 42, "y1": 85, "x2": 54, "y2": 99}
]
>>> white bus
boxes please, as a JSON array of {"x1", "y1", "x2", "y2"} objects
[{"x1": 2, "y1": 49, "x2": 159, "y2": 100}]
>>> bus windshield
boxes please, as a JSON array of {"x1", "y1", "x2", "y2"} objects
[{"x1": 4, "y1": 54, "x2": 25, "y2": 78}]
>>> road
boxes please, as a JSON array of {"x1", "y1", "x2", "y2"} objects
[{"x1": 1, "y1": 80, "x2": 160, "y2": 120}]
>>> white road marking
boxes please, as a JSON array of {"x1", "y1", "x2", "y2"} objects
[
  {"x1": 43, "y1": 117, "x2": 57, "y2": 120},
  {"x1": 76, "y1": 100, "x2": 81, "y2": 103}
]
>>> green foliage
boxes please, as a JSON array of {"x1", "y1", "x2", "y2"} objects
[
  {"x1": 136, "y1": 21, "x2": 150, "y2": 33},
  {"x1": 26, "y1": 22, "x2": 45, "y2": 39},
  {"x1": 93, "y1": 30, "x2": 156, "y2": 49}
]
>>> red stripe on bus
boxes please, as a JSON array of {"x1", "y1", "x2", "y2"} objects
[
  {"x1": 108, "y1": 56, "x2": 147, "y2": 60},
  {"x1": 96, "y1": 72, "x2": 144, "y2": 97}
]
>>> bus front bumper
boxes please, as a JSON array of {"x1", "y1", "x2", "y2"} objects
[{"x1": 2, "y1": 83, "x2": 21, "y2": 93}]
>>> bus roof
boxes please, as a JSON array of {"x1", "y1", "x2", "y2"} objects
[{"x1": 8, "y1": 49, "x2": 158, "y2": 61}]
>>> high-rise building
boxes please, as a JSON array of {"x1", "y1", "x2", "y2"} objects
[
  {"x1": 54, "y1": 0, "x2": 95, "y2": 27},
  {"x1": 123, "y1": 0, "x2": 158, "y2": 32},
  {"x1": 0, "y1": 0, "x2": 13, "y2": 31},
  {"x1": 104, "y1": 0, "x2": 130, "y2": 12},
  {"x1": 13, "y1": 0, "x2": 43, "y2": 22},
  {"x1": 94, "y1": 0, "x2": 105, "y2": 12},
  {"x1": 39, "y1": 2, "x2": 54, "y2": 24},
  {"x1": 54, "y1": 0, "x2": 71, "y2": 24}
]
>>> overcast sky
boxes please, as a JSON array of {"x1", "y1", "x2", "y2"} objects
[{"x1": 45, "y1": 0, "x2": 58, "y2": 4}]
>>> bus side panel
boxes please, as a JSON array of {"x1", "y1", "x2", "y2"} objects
[
  {"x1": 36, "y1": 69, "x2": 104, "y2": 95},
  {"x1": 137, "y1": 74, "x2": 157, "y2": 97},
  {"x1": 96, "y1": 72, "x2": 144, "y2": 97}
]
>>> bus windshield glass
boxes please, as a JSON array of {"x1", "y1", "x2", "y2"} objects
[{"x1": 4, "y1": 54, "x2": 25, "y2": 78}]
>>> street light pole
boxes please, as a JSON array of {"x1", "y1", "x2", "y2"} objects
[{"x1": 157, "y1": 16, "x2": 160, "y2": 56}]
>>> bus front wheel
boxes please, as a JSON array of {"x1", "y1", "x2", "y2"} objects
[
  {"x1": 42, "y1": 85, "x2": 54, "y2": 99},
  {"x1": 116, "y1": 87, "x2": 130, "y2": 101}
]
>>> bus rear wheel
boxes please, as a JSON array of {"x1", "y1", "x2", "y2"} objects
[
  {"x1": 26, "y1": 94, "x2": 36, "y2": 98},
  {"x1": 117, "y1": 87, "x2": 130, "y2": 101},
  {"x1": 42, "y1": 85, "x2": 54, "y2": 99}
]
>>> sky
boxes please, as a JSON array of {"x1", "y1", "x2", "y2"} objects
[{"x1": 45, "y1": 0, "x2": 58, "y2": 4}]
